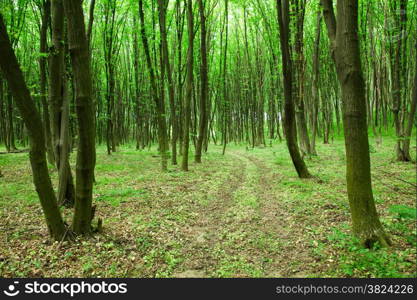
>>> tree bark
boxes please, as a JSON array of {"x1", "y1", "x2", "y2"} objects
[
  {"x1": 402, "y1": 41, "x2": 417, "y2": 160},
  {"x1": 39, "y1": 0, "x2": 55, "y2": 165},
  {"x1": 139, "y1": 0, "x2": 168, "y2": 171},
  {"x1": 321, "y1": 0, "x2": 390, "y2": 247},
  {"x1": 63, "y1": 0, "x2": 96, "y2": 235},
  {"x1": 195, "y1": 0, "x2": 209, "y2": 163},
  {"x1": 293, "y1": 0, "x2": 312, "y2": 156},
  {"x1": 49, "y1": 0, "x2": 75, "y2": 207},
  {"x1": 310, "y1": 10, "x2": 321, "y2": 156},
  {"x1": 86, "y1": 0, "x2": 96, "y2": 49},
  {"x1": 276, "y1": 0, "x2": 311, "y2": 179},
  {"x1": 182, "y1": 0, "x2": 194, "y2": 171},
  {"x1": 158, "y1": 0, "x2": 178, "y2": 165},
  {"x1": 0, "y1": 13, "x2": 67, "y2": 241}
]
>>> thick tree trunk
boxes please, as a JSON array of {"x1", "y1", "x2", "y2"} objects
[
  {"x1": 276, "y1": 0, "x2": 311, "y2": 179},
  {"x1": 63, "y1": 0, "x2": 96, "y2": 235},
  {"x1": 293, "y1": 0, "x2": 312, "y2": 156},
  {"x1": 0, "y1": 13, "x2": 67, "y2": 241},
  {"x1": 321, "y1": 0, "x2": 390, "y2": 247}
]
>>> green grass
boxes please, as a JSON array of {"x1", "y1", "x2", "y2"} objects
[{"x1": 0, "y1": 136, "x2": 415, "y2": 278}]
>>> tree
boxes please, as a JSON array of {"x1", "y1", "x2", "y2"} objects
[
  {"x1": 310, "y1": 9, "x2": 322, "y2": 156},
  {"x1": 221, "y1": 0, "x2": 229, "y2": 156},
  {"x1": 0, "y1": 13, "x2": 67, "y2": 241},
  {"x1": 389, "y1": 0, "x2": 410, "y2": 161},
  {"x1": 195, "y1": 0, "x2": 209, "y2": 164},
  {"x1": 181, "y1": 0, "x2": 194, "y2": 171},
  {"x1": 402, "y1": 41, "x2": 417, "y2": 161},
  {"x1": 138, "y1": 0, "x2": 169, "y2": 171},
  {"x1": 158, "y1": 0, "x2": 179, "y2": 166},
  {"x1": 321, "y1": 0, "x2": 390, "y2": 247},
  {"x1": 276, "y1": 0, "x2": 311, "y2": 179},
  {"x1": 292, "y1": 0, "x2": 312, "y2": 157},
  {"x1": 37, "y1": 0, "x2": 54, "y2": 165},
  {"x1": 49, "y1": 0, "x2": 75, "y2": 207},
  {"x1": 63, "y1": 0, "x2": 96, "y2": 235}
]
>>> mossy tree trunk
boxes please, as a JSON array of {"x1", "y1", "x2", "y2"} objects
[{"x1": 321, "y1": 0, "x2": 390, "y2": 247}]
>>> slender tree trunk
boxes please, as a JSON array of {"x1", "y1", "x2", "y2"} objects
[
  {"x1": 158, "y1": 0, "x2": 178, "y2": 165},
  {"x1": 139, "y1": 0, "x2": 168, "y2": 171},
  {"x1": 402, "y1": 42, "x2": 417, "y2": 161},
  {"x1": 0, "y1": 13, "x2": 67, "y2": 241},
  {"x1": 133, "y1": 14, "x2": 143, "y2": 150},
  {"x1": 321, "y1": 0, "x2": 390, "y2": 247},
  {"x1": 86, "y1": 0, "x2": 96, "y2": 48},
  {"x1": 39, "y1": 0, "x2": 54, "y2": 165},
  {"x1": 50, "y1": 0, "x2": 75, "y2": 207},
  {"x1": 391, "y1": 0, "x2": 408, "y2": 161},
  {"x1": 182, "y1": 0, "x2": 194, "y2": 171},
  {"x1": 221, "y1": 0, "x2": 229, "y2": 156},
  {"x1": 103, "y1": 0, "x2": 117, "y2": 155},
  {"x1": 310, "y1": 11, "x2": 321, "y2": 156},
  {"x1": 63, "y1": 0, "x2": 96, "y2": 235},
  {"x1": 276, "y1": 0, "x2": 311, "y2": 178},
  {"x1": 195, "y1": 0, "x2": 209, "y2": 163},
  {"x1": 6, "y1": 89, "x2": 16, "y2": 151}
]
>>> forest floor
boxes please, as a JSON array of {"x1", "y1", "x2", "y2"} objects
[{"x1": 0, "y1": 135, "x2": 416, "y2": 278}]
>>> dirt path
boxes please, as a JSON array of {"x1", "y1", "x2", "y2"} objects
[
  {"x1": 238, "y1": 152, "x2": 316, "y2": 277},
  {"x1": 174, "y1": 155, "x2": 248, "y2": 277},
  {"x1": 174, "y1": 149, "x2": 316, "y2": 277}
]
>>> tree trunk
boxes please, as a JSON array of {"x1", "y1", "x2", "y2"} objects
[
  {"x1": 310, "y1": 11, "x2": 321, "y2": 156},
  {"x1": 63, "y1": 0, "x2": 96, "y2": 235},
  {"x1": 390, "y1": 0, "x2": 408, "y2": 161},
  {"x1": 39, "y1": 0, "x2": 55, "y2": 165},
  {"x1": 181, "y1": 0, "x2": 194, "y2": 171},
  {"x1": 276, "y1": 0, "x2": 311, "y2": 179},
  {"x1": 402, "y1": 41, "x2": 417, "y2": 161},
  {"x1": 293, "y1": 0, "x2": 312, "y2": 156},
  {"x1": 49, "y1": 0, "x2": 75, "y2": 207},
  {"x1": 0, "y1": 13, "x2": 67, "y2": 241},
  {"x1": 195, "y1": 0, "x2": 208, "y2": 163},
  {"x1": 158, "y1": 0, "x2": 178, "y2": 165},
  {"x1": 139, "y1": 0, "x2": 168, "y2": 171},
  {"x1": 321, "y1": 0, "x2": 390, "y2": 247},
  {"x1": 221, "y1": 0, "x2": 229, "y2": 156}
]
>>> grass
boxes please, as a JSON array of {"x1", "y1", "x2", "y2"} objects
[{"x1": 0, "y1": 135, "x2": 415, "y2": 278}]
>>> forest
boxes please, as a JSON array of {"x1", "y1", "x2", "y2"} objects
[{"x1": 0, "y1": 0, "x2": 415, "y2": 278}]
